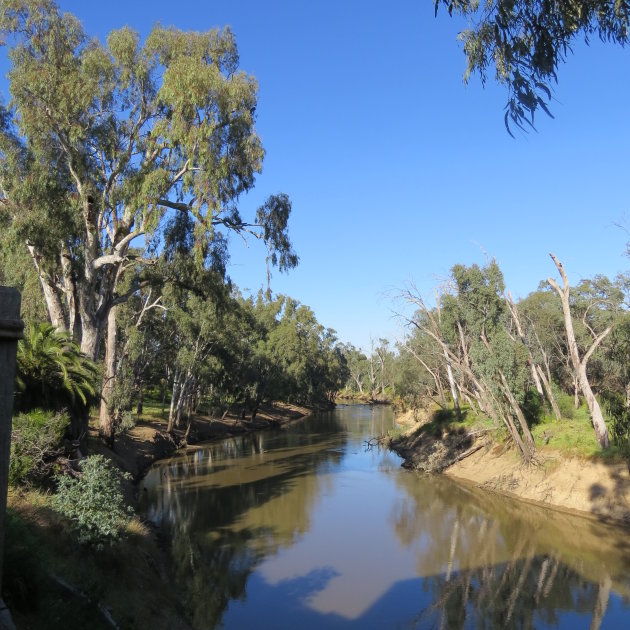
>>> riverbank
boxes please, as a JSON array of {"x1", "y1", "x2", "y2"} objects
[
  {"x1": 90, "y1": 402, "x2": 313, "y2": 482},
  {"x1": 4, "y1": 402, "x2": 312, "y2": 629},
  {"x1": 391, "y1": 409, "x2": 630, "y2": 527}
]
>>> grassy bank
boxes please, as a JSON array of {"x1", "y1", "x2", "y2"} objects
[
  {"x1": 390, "y1": 403, "x2": 630, "y2": 525},
  {"x1": 4, "y1": 402, "x2": 312, "y2": 629}
]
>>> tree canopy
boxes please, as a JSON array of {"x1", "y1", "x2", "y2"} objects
[
  {"x1": 436, "y1": 0, "x2": 630, "y2": 131},
  {"x1": 0, "y1": 0, "x2": 298, "y2": 438}
]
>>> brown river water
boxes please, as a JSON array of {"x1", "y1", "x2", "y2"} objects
[{"x1": 140, "y1": 404, "x2": 630, "y2": 629}]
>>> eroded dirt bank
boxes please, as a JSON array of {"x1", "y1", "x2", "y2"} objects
[{"x1": 391, "y1": 410, "x2": 630, "y2": 526}]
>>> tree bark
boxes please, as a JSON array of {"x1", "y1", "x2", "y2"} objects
[
  {"x1": 443, "y1": 347, "x2": 461, "y2": 420},
  {"x1": 80, "y1": 310, "x2": 102, "y2": 361},
  {"x1": 26, "y1": 243, "x2": 68, "y2": 331},
  {"x1": 574, "y1": 375, "x2": 580, "y2": 410},
  {"x1": 548, "y1": 253, "x2": 611, "y2": 448},
  {"x1": 99, "y1": 305, "x2": 118, "y2": 443},
  {"x1": 167, "y1": 370, "x2": 181, "y2": 433},
  {"x1": 499, "y1": 371, "x2": 536, "y2": 457},
  {"x1": 505, "y1": 292, "x2": 544, "y2": 396}
]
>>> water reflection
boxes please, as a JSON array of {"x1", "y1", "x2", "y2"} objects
[
  {"x1": 141, "y1": 411, "x2": 354, "y2": 627},
  {"x1": 141, "y1": 405, "x2": 630, "y2": 629},
  {"x1": 392, "y1": 472, "x2": 630, "y2": 628}
]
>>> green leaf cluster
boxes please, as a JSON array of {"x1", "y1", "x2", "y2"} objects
[
  {"x1": 15, "y1": 322, "x2": 99, "y2": 413},
  {"x1": 9, "y1": 408, "x2": 69, "y2": 486},
  {"x1": 437, "y1": 0, "x2": 630, "y2": 131},
  {"x1": 51, "y1": 454, "x2": 133, "y2": 549}
]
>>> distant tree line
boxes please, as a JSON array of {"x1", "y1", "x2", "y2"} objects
[{"x1": 342, "y1": 252, "x2": 630, "y2": 460}]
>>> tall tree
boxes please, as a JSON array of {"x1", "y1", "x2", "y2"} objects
[
  {"x1": 0, "y1": 1, "x2": 297, "y2": 440},
  {"x1": 548, "y1": 254, "x2": 612, "y2": 448}
]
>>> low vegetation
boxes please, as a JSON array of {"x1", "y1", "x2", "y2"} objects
[
  {"x1": 9, "y1": 409, "x2": 69, "y2": 486},
  {"x1": 51, "y1": 455, "x2": 133, "y2": 549}
]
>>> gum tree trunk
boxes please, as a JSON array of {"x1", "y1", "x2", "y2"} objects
[
  {"x1": 99, "y1": 305, "x2": 118, "y2": 443},
  {"x1": 548, "y1": 254, "x2": 611, "y2": 448}
]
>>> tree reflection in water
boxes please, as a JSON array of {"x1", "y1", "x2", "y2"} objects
[
  {"x1": 140, "y1": 407, "x2": 630, "y2": 629},
  {"x1": 140, "y1": 413, "x2": 348, "y2": 628},
  {"x1": 392, "y1": 473, "x2": 630, "y2": 629}
]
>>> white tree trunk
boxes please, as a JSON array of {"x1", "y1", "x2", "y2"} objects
[
  {"x1": 548, "y1": 254, "x2": 611, "y2": 448},
  {"x1": 99, "y1": 305, "x2": 118, "y2": 442}
]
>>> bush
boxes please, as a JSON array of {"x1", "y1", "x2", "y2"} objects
[
  {"x1": 521, "y1": 390, "x2": 543, "y2": 425},
  {"x1": 51, "y1": 455, "x2": 133, "y2": 549},
  {"x1": 115, "y1": 411, "x2": 136, "y2": 435},
  {"x1": 557, "y1": 392, "x2": 576, "y2": 420},
  {"x1": 10, "y1": 409, "x2": 69, "y2": 486},
  {"x1": 602, "y1": 392, "x2": 630, "y2": 449}
]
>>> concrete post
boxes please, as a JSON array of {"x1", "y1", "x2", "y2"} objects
[{"x1": 0, "y1": 287, "x2": 23, "y2": 605}]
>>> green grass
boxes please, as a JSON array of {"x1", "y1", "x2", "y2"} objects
[
  {"x1": 531, "y1": 400, "x2": 627, "y2": 463},
  {"x1": 407, "y1": 397, "x2": 628, "y2": 464},
  {"x1": 409, "y1": 404, "x2": 495, "y2": 439}
]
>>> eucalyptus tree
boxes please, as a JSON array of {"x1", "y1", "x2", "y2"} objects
[
  {"x1": 548, "y1": 255, "x2": 621, "y2": 448},
  {"x1": 374, "y1": 338, "x2": 396, "y2": 398},
  {"x1": 399, "y1": 261, "x2": 537, "y2": 461},
  {"x1": 399, "y1": 310, "x2": 450, "y2": 406},
  {"x1": 0, "y1": 1, "x2": 297, "y2": 439},
  {"x1": 340, "y1": 343, "x2": 369, "y2": 396},
  {"x1": 435, "y1": 0, "x2": 630, "y2": 131},
  {"x1": 394, "y1": 338, "x2": 439, "y2": 409},
  {"x1": 518, "y1": 286, "x2": 569, "y2": 407},
  {"x1": 447, "y1": 261, "x2": 536, "y2": 460}
]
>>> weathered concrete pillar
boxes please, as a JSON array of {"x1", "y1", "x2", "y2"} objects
[{"x1": 0, "y1": 287, "x2": 22, "y2": 628}]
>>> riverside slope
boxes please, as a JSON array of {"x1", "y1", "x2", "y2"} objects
[{"x1": 391, "y1": 410, "x2": 630, "y2": 526}]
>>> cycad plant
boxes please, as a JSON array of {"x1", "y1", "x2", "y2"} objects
[{"x1": 15, "y1": 323, "x2": 99, "y2": 434}]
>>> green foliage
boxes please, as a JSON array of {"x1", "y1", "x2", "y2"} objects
[
  {"x1": 531, "y1": 402, "x2": 621, "y2": 459},
  {"x1": 436, "y1": 0, "x2": 630, "y2": 131},
  {"x1": 115, "y1": 411, "x2": 136, "y2": 435},
  {"x1": 9, "y1": 408, "x2": 69, "y2": 486},
  {"x1": 51, "y1": 455, "x2": 133, "y2": 549},
  {"x1": 412, "y1": 404, "x2": 493, "y2": 440},
  {"x1": 15, "y1": 322, "x2": 99, "y2": 414},
  {"x1": 602, "y1": 391, "x2": 630, "y2": 449},
  {"x1": 556, "y1": 392, "x2": 576, "y2": 420},
  {"x1": 520, "y1": 390, "x2": 544, "y2": 426}
]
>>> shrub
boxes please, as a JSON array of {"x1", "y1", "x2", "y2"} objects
[
  {"x1": 521, "y1": 390, "x2": 543, "y2": 425},
  {"x1": 9, "y1": 409, "x2": 69, "y2": 486},
  {"x1": 602, "y1": 392, "x2": 630, "y2": 449},
  {"x1": 556, "y1": 392, "x2": 576, "y2": 420},
  {"x1": 115, "y1": 411, "x2": 136, "y2": 435},
  {"x1": 15, "y1": 322, "x2": 99, "y2": 415},
  {"x1": 51, "y1": 455, "x2": 133, "y2": 549}
]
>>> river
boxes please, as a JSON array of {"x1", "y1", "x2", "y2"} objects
[{"x1": 140, "y1": 404, "x2": 630, "y2": 629}]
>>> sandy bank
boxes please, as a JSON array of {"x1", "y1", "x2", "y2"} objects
[{"x1": 392, "y1": 409, "x2": 630, "y2": 526}]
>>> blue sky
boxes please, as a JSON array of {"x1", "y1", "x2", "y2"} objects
[{"x1": 3, "y1": 1, "x2": 629, "y2": 352}]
